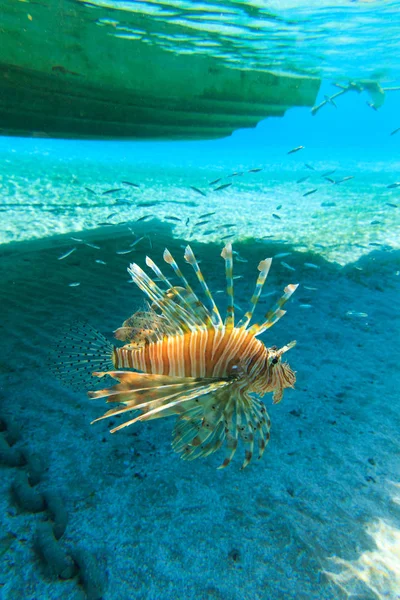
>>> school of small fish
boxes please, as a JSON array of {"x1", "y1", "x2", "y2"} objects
[{"x1": 54, "y1": 100, "x2": 398, "y2": 291}]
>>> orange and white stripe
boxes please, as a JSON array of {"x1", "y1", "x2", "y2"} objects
[{"x1": 114, "y1": 326, "x2": 268, "y2": 381}]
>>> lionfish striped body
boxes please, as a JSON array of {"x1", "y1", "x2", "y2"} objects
[{"x1": 59, "y1": 243, "x2": 298, "y2": 469}]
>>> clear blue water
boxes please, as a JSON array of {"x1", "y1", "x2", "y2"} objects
[{"x1": 0, "y1": 4, "x2": 400, "y2": 600}]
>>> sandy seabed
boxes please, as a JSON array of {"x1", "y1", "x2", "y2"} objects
[{"x1": 0, "y1": 224, "x2": 399, "y2": 600}]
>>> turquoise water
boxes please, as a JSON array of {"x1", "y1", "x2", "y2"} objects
[
  {"x1": 1, "y1": 4, "x2": 400, "y2": 600},
  {"x1": 79, "y1": 0, "x2": 400, "y2": 79},
  {"x1": 1, "y1": 84, "x2": 399, "y2": 263}
]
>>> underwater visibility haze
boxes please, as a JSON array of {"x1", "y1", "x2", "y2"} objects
[{"x1": 0, "y1": 1, "x2": 399, "y2": 599}]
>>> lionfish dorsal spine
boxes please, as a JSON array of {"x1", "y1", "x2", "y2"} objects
[
  {"x1": 236, "y1": 257, "x2": 272, "y2": 330},
  {"x1": 183, "y1": 245, "x2": 223, "y2": 328},
  {"x1": 248, "y1": 283, "x2": 299, "y2": 336},
  {"x1": 128, "y1": 263, "x2": 193, "y2": 333},
  {"x1": 220, "y1": 243, "x2": 235, "y2": 330},
  {"x1": 145, "y1": 255, "x2": 203, "y2": 330},
  {"x1": 163, "y1": 248, "x2": 212, "y2": 329}
]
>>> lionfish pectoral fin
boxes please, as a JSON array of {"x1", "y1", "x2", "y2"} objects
[
  {"x1": 217, "y1": 396, "x2": 271, "y2": 469},
  {"x1": 172, "y1": 389, "x2": 232, "y2": 460},
  {"x1": 89, "y1": 373, "x2": 231, "y2": 433}
]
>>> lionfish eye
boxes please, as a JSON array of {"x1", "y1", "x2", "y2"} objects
[{"x1": 271, "y1": 357, "x2": 279, "y2": 365}]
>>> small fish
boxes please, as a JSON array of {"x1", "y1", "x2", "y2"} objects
[
  {"x1": 287, "y1": 146, "x2": 304, "y2": 154},
  {"x1": 102, "y1": 188, "x2": 123, "y2": 195},
  {"x1": 321, "y1": 201, "x2": 336, "y2": 207},
  {"x1": 272, "y1": 213, "x2": 281, "y2": 220},
  {"x1": 386, "y1": 202, "x2": 398, "y2": 208},
  {"x1": 70, "y1": 236, "x2": 83, "y2": 242},
  {"x1": 68, "y1": 282, "x2": 80, "y2": 287},
  {"x1": 281, "y1": 261, "x2": 296, "y2": 271},
  {"x1": 233, "y1": 275, "x2": 243, "y2": 280},
  {"x1": 199, "y1": 212, "x2": 216, "y2": 219},
  {"x1": 85, "y1": 187, "x2": 97, "y2": 195},
  {"x1": 107, "y1": 212, "x2": 118, "y2": 220},
  {"x1": 321, "y1": 169, "x2": 336, "y2": 177},
  {"x1": 116, "y1": 249, "x2": 135, "y2": 255},
  {"x1": 305, "y1": 164, "x2": 315, "y2": 171},
  {"x1": 303, "y1": 189, "x2": 318, "y2": 197},
  {"x1": 299, "y1": 304, "x2": 312, "y2": 309},
  {"x1": 222, "y1": 223, "x2": 236, "y2": 228},
  {"x1": 324, "y1": 177, "x2": 336, "y2": 184},
  {"x1": 97, "y1": 222, "x2": 113, "y2": 226},
  {"x1": 390, "y1": 127, "x2": 400, "y2": 136},
  {"x1": 387, "y1": 182, "x2": 400, "y2": 189},
  {"x1": 228, "y1": 172, "x2": 244, "y2": 178},
  {"x1": 165, "y1": 216, "x2": 182, "y2": 222},
  {"x1": 221, "y1": 233, "x2": 235, "y2": 239},
  {"x1": 196, "y1": 220, "x2": 211, "y2": 227},
  {"x1": 248, "y1": 168, "x2": 263, "y2": 173},
  {"x1": 304, "y1": 263, "x2": 320, "y2": 269},
  {"x1": 276, "y1": 204, "x2": 282, "y2": 210},
  {"x1": 209, "y1": 178, "x2": 222, "y2": 186},
  {"x1": 95, "y1": 259, "x2": 107, "y2": 265},
  {"x1": 336, "y1": 176, "x2": 354, "y2": 184},
  {"x1": 369, "y1": 242, "x2": 382, "y2": 247},
  {"x1": 346, "y1": 311, "x2": 368, "y2": 318},
  {"x1": 58, "y1": 247, "x2": 77, "y2": 260},
  {"x1": 130, "y1": 236, "x2": 145, "y2": 247},
  {"x1": 114, "y1": 199, "x2": 131, "y2": 206},
  {"x1": 296, "y1": 176, "x2": 309, "y2": 183},
  {"x1": 235, "y1": 256, "x2": 248, "y2": 263},
  {"x1": 367, "y1": 101, "x2": 378, "y2": 111},
  {"x1": 304, "y1": 286, "x2": 318, "y2": 291},
  {"x1": 370, "y1": 220, "x2": 381, "y2": 225},
  {"x1": 121, "y1": 181, "x2": 140, "y2": 188},
  {"x1": 136, "y1": 215, "x2": 153, "y2": 222},
  {"x1": 84, "y1": 242, "x2": 101, "y2": 250},
  {"x1": 185, "y1": 217, "x2": 190, "y2": 226},
  {"x1": 214, "y1": 183, "x2": 232, "y2": 192},
  {"x1": 203, "y1": 229, "x2": 217, "y2": 235},
  {"x1": 137, "y1": 201, "x2": 158, "y2": 207},
  {"x1": 274, "y1": 252, "x2": 292, "y2": 259},
  {"x1": 190, "y1": 186, "x2": 207, "y2": 197},
  {"x1": 180, "y1": 201, "x2": 198, "y2": 207}
]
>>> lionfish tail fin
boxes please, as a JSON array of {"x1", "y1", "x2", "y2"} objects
[{"x1": 51, "y1": 322, "x2": 115, "y2": 391}]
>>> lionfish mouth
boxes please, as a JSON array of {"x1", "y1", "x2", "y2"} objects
[{"x1": 57, "y1": 243, "x2": 298, "y2": 469}]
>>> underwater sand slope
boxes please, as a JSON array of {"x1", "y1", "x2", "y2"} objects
[{"x1": 0, "y1": 231, "x2": 399, "y2": 599}]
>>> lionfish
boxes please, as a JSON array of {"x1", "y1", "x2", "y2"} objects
[{"x1": 58, "y1": 244, "x2": 298, "y2": 469}]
